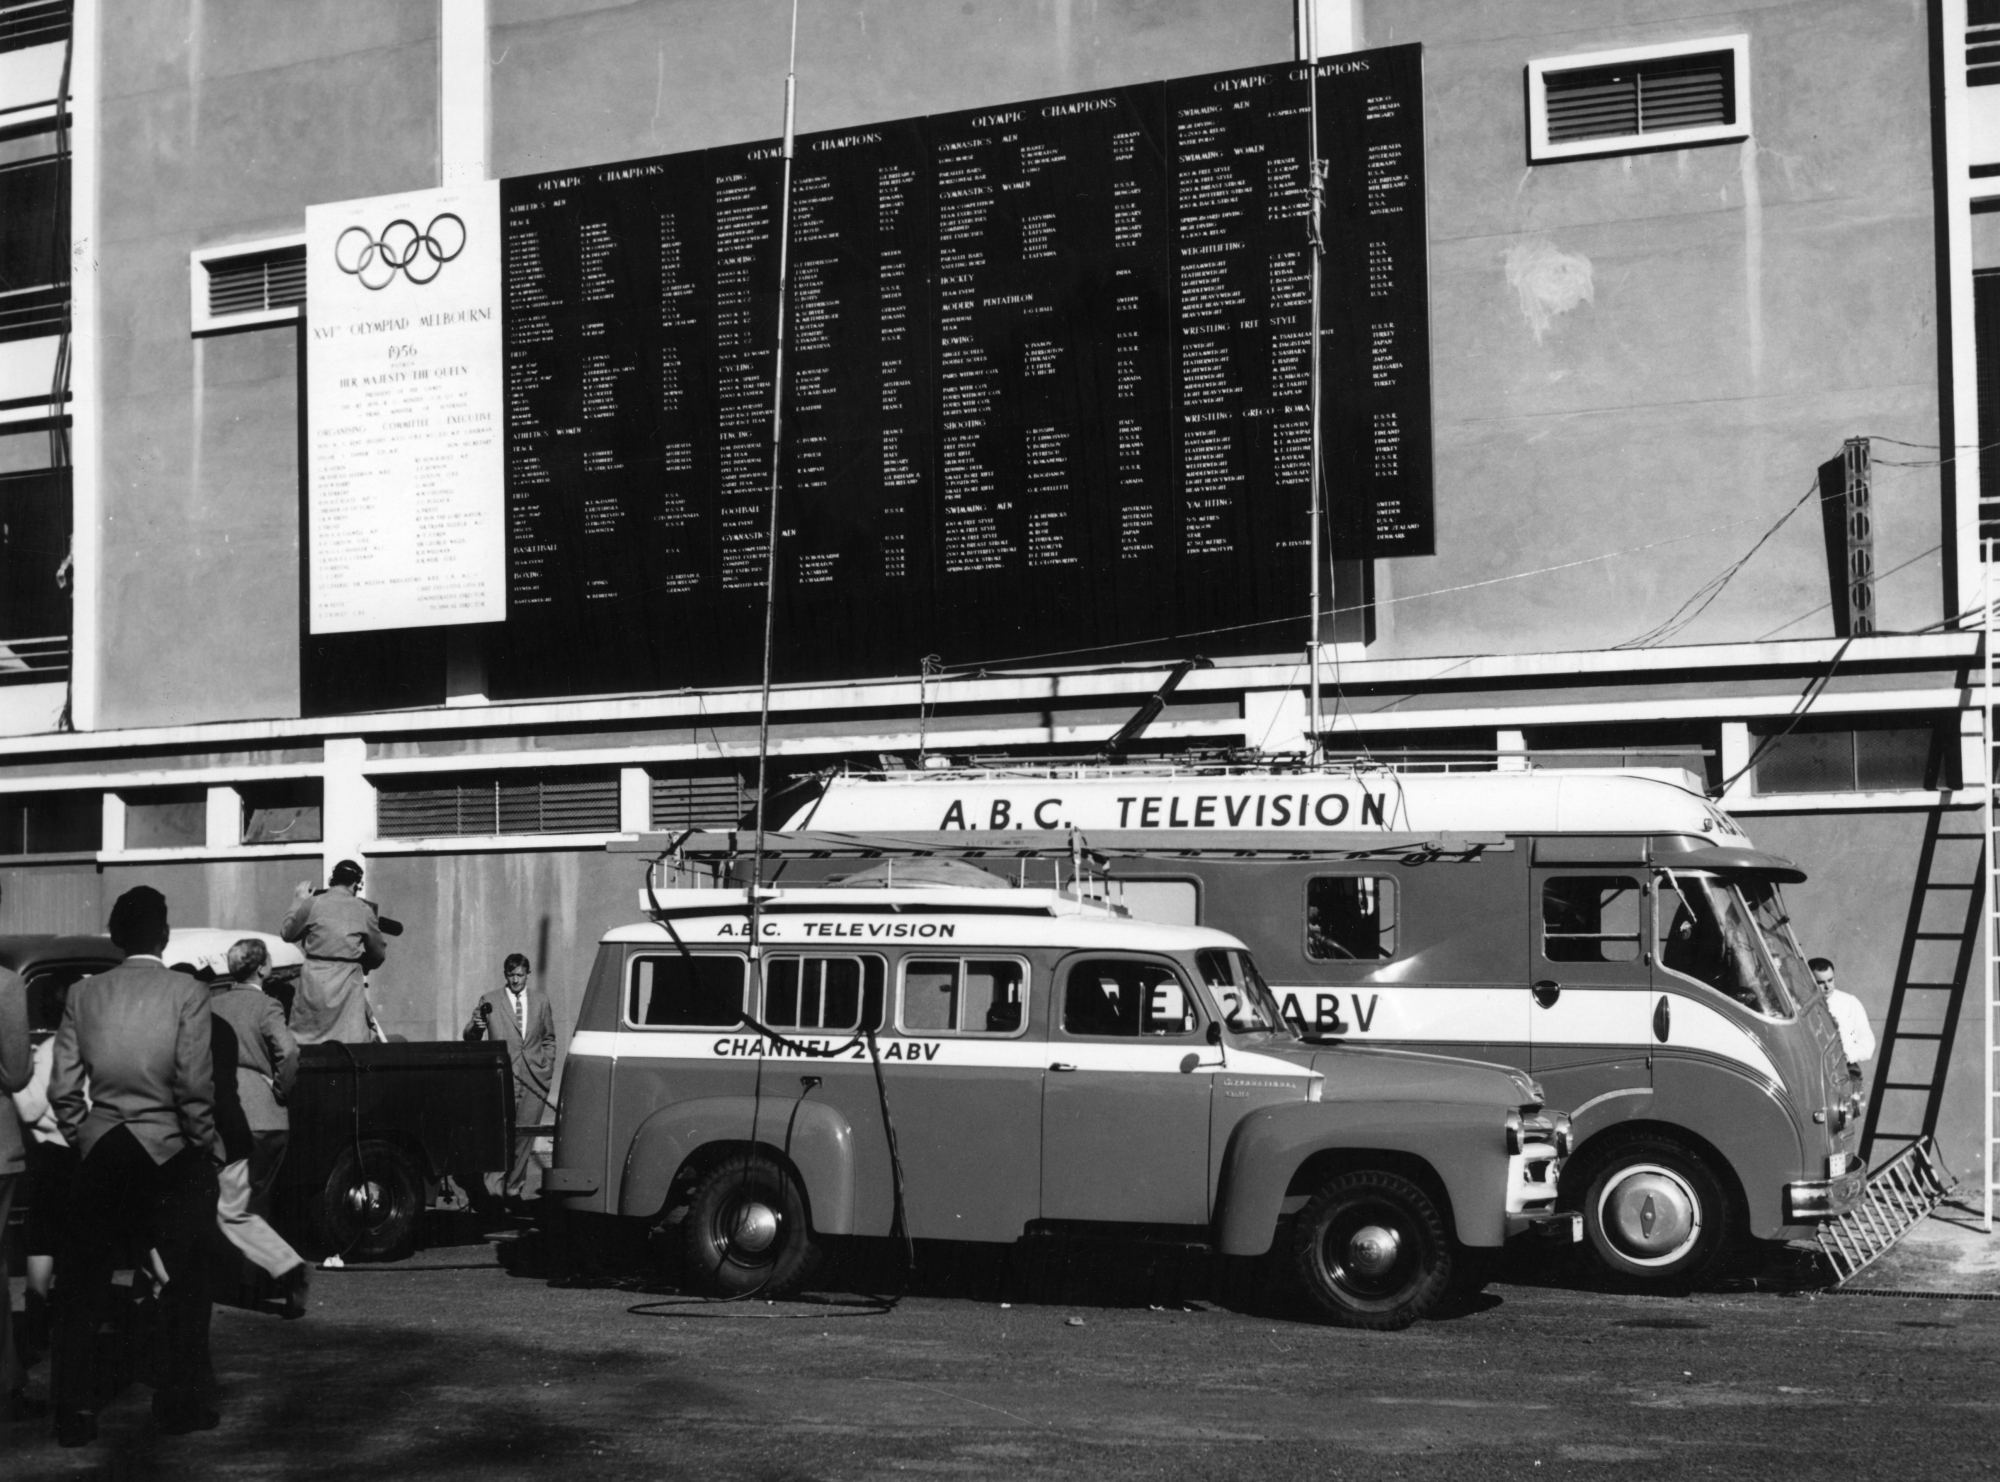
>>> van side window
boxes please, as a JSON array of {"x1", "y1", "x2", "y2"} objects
[
  {"x1": 1657, "y1": 872, "x2": 1791, "y2": 1017},
  {"x1": 763, "y1": 955, "x2": 884, "y2": 1032},
  {"x1": 1305, "y1": 876, "x2": 1399, "y2": 960},
  {"x1": 1061, "y1": 958, "x2": 1198, "y2": 1038},
  {"x1": 627, "y1": 953, "x2": 746, "y2": 1028},
  {"x1": 1541, "y1": 876, "x2": 1642, "y2": 962},
  {"x1": 899, "y1": 958, "x2": 1027, "y2": 1037}
]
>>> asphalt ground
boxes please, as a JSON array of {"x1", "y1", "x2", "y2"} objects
[{"x1": 6, "y1": 1229, "x2": 1999, "y2": 1481}]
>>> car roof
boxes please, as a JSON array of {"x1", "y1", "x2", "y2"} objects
[
  {"x1": 163, "y1": 928, "x2": 306, "y2": 975},
  {"x1": 0, "y1": 934, "x2": 121, "y2": 974}
]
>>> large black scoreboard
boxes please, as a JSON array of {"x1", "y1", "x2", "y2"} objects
[{"x1": 492, "y1": 46, "x2": 1428, "y2": 699}]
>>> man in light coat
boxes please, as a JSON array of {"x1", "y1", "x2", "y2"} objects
[
  {"x1": 280, "y1": 859, "x2": 387, "y2": 1044},
  {"x1": 463, "y1": 953, "x2": 556, "y2": 1201}
]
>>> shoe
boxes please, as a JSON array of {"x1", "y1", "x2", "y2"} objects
[
  {"x1": 280, "y1": 1262, "x2": 311, "y2": 1320},
  {"x1": 154, "y1": 1397, "x2": 221, "y2": 1435},
  {"x1": 4, "y1": 1389, "x2": 50, "y2": 1422},
  {"x1": 54, "y1": 1409, "x2": 97, "y2": 1447}
]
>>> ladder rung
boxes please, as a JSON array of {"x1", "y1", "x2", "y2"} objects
[
  {"x1": 1884, "y1": 1030, "x2": 1945, "y2": 1041},
  {"x1": 1878, "y1": 1082, "x2": 1936, "y2": 1091}
]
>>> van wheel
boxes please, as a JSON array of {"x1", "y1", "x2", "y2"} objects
[
  {"x1": 684, "y1": 1153, "x2": 818, "y2": 1298},
  {"x1": 1291, "y1": 1170, "x2": 1452, "y2": 1330},
  {"x1": 316, "y1": 1140, "x2": 422, "y2": 1262},
  {"x1": 1568, "y1": 1134, "x2": 1733, "y2": 1287}
]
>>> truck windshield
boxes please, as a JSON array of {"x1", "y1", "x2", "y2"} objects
[
  {"x1": 1658, "y1": 872, "x2": 1794, "y2": 1019},
  {"x1": 1197, "y1": 948, "x2": 1294, "y2": 1036},
  {"x1": 1740, "y1": 880, "x2": 1817, "y2": 1011}
]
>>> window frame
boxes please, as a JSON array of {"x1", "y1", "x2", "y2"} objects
[
  {"x1": 623, "y1": 949, "x2": 749, "y2": 1031},
  {"x1": 1538, "y1": 872, "x2": 1647, "y2": 966},
  {"x1": 895, "y1": 954, "x2": 1032, "y2": 1040},
  {"x1": 1054, "y1": 953, "x2": 1207, "y2": 1042},
  {"x1": 1303, "y1": 872, "x2": 1402, "y2": 964},
  {"x1": 759, "y1": 952, "x2": 883, "y2": 1034},
  {"x1": 1526, "y1": 35, "x2": 1750, "y2": 164}
]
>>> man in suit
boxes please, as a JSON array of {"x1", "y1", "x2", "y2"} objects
[
  {"x1": 0, "y1": 955, "x2": 37, "y2": 1420},
  {"x1": 208, "y1": 939, "x2": 299, "y2": 1218},
  {"x1": 280, "y1": 859, "x2": 387, "y2": 1044},
  {"x1": 49, "y1": 886, "x2": 222, "y2": 1445},
  {"x1": 462, "y1": 953, "x2": 556, "y2": 1202}
]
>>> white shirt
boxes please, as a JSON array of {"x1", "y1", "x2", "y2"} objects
[{"x1": 1824, "y1": 988, "x2": 1876, "y2": 1064}]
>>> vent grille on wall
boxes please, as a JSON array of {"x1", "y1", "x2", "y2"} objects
[
  {"x1": 649, "y1": 772, "x2": 758, "y2": 833},
  {"x1": 376, "y1": 770, "x2": 621, "y2": 838},
  {"x1": 1972, "y1": 0, "x2": 2000, "y2": 88},
  {"x1": 203, "y1": 246, "x2": 305, "y2": 318},
  {"x1": 0, "y1": 1, "x2": 72, "y2": 55},
  {"x1": 1544, "y1": 50, "x2": 1733, "y2": 144}
]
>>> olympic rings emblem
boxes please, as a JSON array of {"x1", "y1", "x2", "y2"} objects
[{"x1": 333, "y1": 213, "x2": 467, "y2": 290}]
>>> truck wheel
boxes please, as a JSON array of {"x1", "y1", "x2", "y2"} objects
[
  {"x1": 684, "y1": 1153, "x2": 818, "y2": 1298},
  {"x1": 316, "y1": 1140, "x2": 423, "y2": 1262},
  {"x1": 1291, "y1": 1170, "x2": 1452, "y2": 1330},
  {"x1": 1569, "y1": 1134, "x2": 1733, "y2": 1287}
]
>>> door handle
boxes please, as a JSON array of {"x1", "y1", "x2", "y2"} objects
[
  {"x1": 1532, "y1": 981, "x2": 1561, "y2": 1008},
  {"x1": 1049, "y1": 1062, "x2": 1077, "y2": 1072},
  {"x1": 1653, "y1": 996, "x2": 1671, "y2": 1043}
]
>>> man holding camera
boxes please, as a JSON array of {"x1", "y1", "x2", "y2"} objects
[
  {"x1": 280, "y1": 859, "x2": 387, "y2": 1045},
  {"x1": 462, "y1": 954, "x2": 555, "y2": 1202}
]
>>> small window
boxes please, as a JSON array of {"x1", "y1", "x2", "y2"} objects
[
  {"x1": 1114, "y1": 878, "x2": 1200, "y2": 926},
  {"x1": 1305, "y1": 876, "x2": 1399, "y2": 961},
  {"x1": 1750, "y1": 724, "x2": 1946, "y2": 796},
  {"x1": 763, "y1": 955, "x2": 883, "y2": 1032},
  {"x1": 240, "y1": 778, "x2": 323, "y2": 845},
  {"x1": 899, "y1": 957, "x2": 1026, "y2": 1037},
  {"x1": 1972, "y1": 1, "x2": 2000, "y2": 87},
  {"x1": 1541, "y1": 875, "x2": 1642, "y2": 963},
  {"x1": 123, "y1": 786, "x2": 205, "y2": 850},
  {"x1": 1527, "y1": 36, "x2": 1749, "y2": 163},
  {"x1": 1061, "y1": 958, "x2": 1198, "y2": 1039},
  {"x1": 1197, "y1": 947, "x2": 1284, "y2": 1032},
  {"x1": 189, "y1": 235, "x2": 306, "y2": 335},
  {"x1": 626, "y1": 953, "x2": 746, "y2": 1028},
  {"x1": 0, "y1": 790, "x2": 98, "y2": 855}
]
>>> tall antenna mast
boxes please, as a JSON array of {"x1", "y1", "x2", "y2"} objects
[
  {"x1": 749, "y1": 0, "x2": 803, "y2": 950},
  {"x1": 1303, "y1": 5, "x2": 1327, "y2": 763}
]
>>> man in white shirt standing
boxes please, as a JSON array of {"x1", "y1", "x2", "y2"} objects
[
  {"x1": 462, "y1": 953, "x2": 557, "y2": 1203},
  {"x1": 1810, "y1": 956, "x2": 1876, "y2": 1069}
]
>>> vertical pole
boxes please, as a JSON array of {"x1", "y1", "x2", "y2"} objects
[
  {"x1": 1303, "y1": 3, "x2": 1325, "y2": 760},
  {"x1": 1985, "y1": 538, "x2": 1995, "y2": 1231},
  {"x1": 749, "y1": 0, "x2": 802, "y2": 953}
]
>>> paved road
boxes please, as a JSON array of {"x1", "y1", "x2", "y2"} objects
[{"x1": 8, "y1": 1239, "x2": 1997, "y2": 1480}]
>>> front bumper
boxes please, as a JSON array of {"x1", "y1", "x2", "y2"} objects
[{"x1": 1782, "y1": 1168, "x2": 1866, "y2": 1222}]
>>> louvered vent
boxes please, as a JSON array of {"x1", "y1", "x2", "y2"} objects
[
  {"x1": 204, "y1": 246, "x2": 306, "y2": 318},
  {"x1": 0, "y1": 1, "x2": 71, "y2": 54},
  {"x1": 1544, "y1": 50, "x2": 1733, "y2": 145},
  {"x1": 1971, "y1": 0, "x2": 2000, "y2": 87},
  {"x1": 649, "y1": 772, "x2": 758, "y2": 832},
  {"x1": 376, "y1": 770, "x2": 620, "y2": 839}
]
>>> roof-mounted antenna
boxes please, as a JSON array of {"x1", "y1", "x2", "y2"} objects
[{"x1": 748, "y1": 0, "x2": 804, "y2": 956}]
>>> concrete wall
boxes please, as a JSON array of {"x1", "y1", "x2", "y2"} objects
[
  {"x1": 1358, "y1": 0, "x2": 1945, "y2": 657},
  {"x1": 95, "y1": 1, "x2": 440, "y2": 730},
  {"x1": 1749, "y1": 808, "x2": 1988, "y2": 1187}
]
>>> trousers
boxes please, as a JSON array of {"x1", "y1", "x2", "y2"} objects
[
  {"x1": 215, "y1": 1158, "x2": 304, "y2": 1279},
  {"x1": 247, "y1": 1130, "x2": 288, "y2": 1220},
  {"x1": 0, "y1": 1174, "x2": 20, "y2": 1395},
  {"x1": 53, "y1": 1127, "x2": 218, "y2": 1416}
]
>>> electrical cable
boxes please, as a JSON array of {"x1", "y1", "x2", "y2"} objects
[{"x1": 1709, "y1": 634, "x2": 1859, "y2": 799}]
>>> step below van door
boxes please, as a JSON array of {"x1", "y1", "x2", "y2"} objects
[
  {"x1": 1041, "y1": 955, "x2": 1212, "y2": 1225},
  {"x1": 1529, "y1": 869, "x2": 1656, "y2": 1106}
]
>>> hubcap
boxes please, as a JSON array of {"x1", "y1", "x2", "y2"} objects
[
  {"x1": 1598, "y1": 1164, "x2": 1701, "y2": 1265},
  {"x1": 729, "y1": 1201, "x2": 781, "y2": 1255},
  {"x1": 345, "y1": 1180, "x2": 384, "y2": 1218},
  {"x1": 1345, "y1": 1224, "x2": 1402, "y2": 1277}
]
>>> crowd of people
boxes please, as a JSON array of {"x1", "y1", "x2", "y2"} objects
[{"x1": 0, "y1": 858, "x2": 558, "y2": 1447}]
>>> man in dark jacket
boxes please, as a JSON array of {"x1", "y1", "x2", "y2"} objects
[
  {"x1": 208, "y1": 939, "x2": 298, "y2": 1217},
  {"x1": 49, "y1": 886, "x2": 222, "y2": 1445},
  {"x1": 463, "y1": 953, "x2": 556, "y2": 1201},
  {"x1": 0, "y1": 957, "x2": 34, "y2": 1419}
]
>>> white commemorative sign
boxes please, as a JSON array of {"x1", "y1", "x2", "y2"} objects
[{"x1": 305, "y1": 182, "x2": 504, "y2": 633}]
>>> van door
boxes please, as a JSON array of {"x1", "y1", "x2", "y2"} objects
[
  {"x1": 1041, "y1": 954, "x2": 1212, "y2": 1226},
  {"x1": 1529, "y1": 870, "x2": 1655, "y2": 1105}
]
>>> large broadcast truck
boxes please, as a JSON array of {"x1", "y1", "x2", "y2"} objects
[
  {"x1": 541, "y1": 884, "x2": 1576, "y2": 1328},
  {"x1": 737, "y1": 764, "x2": 1868, "y2": 1286}
]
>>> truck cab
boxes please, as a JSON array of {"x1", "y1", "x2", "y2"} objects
[
  {"x1": 763, "y1": 764, "x2": 1868, "y2": 1285},
  {"x1": 543, "y1": 881, "x2": 1573, "y2": 1329}
]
